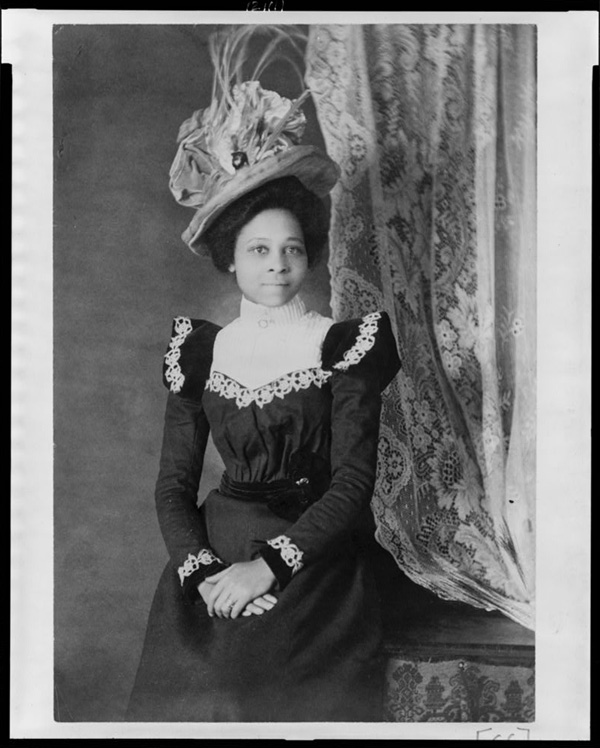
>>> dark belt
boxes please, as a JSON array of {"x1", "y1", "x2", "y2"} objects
[{"x1": 218, "y1": 451, "x2": 331, "y2": 523}]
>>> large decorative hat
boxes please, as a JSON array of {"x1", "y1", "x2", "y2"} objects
[{"x1": 168, "y1": 26, "x2": 340, "y2": 256}]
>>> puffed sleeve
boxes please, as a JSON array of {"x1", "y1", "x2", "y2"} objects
[
  {"x1": 258, "y1": 311, "x2": 401, "y2": 588},
  {"x1": 155, "y1": 317, "x2": 228, "y2": 602}
]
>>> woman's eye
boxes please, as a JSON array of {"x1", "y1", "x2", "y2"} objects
[
  {"x1": 286, "y1": 245, "x2": 305, "y2": 255},
  {"x1": 250, "y1": 245, "x2": 268, "y2": 254}
]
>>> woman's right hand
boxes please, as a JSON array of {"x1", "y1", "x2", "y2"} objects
[{"x1": 198, "y1": 580, "x2": 277, "y2": 617}]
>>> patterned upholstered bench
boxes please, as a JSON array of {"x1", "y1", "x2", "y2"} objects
[{"x1": 373, "y1": 544, "x2": 535, "y2": 723}]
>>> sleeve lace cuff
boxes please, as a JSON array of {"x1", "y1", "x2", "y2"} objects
[
  {"x1": 258, "y1": 535, "x2": 305, "y2": 590},
  {"x1": 178, "y1": 549, "x2": 229, "y2": 602}
]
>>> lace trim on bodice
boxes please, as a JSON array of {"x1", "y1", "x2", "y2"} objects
[
  {"x1": 267, "y1": 535, "x2": 304, "y2": 574},
  {"x1": 331, "y1": 311, "x2": 382, "y2": 371},
  {"x1": 164, "y1": 316, "x2": 193, "y2": 394},
  {"x1": 166, "y1": 312, "x2": 383, "y2": 402},
  {"x1": 205, "y1": 367, "x2": 333, "y2": 409}
]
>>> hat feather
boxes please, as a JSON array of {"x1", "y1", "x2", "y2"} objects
[
  {"x1": 169, "y1": 24, "x2": 340, "y2": 254},
  {"x1": 208, "y1": 25, "x2": 308, "y2": 138}
]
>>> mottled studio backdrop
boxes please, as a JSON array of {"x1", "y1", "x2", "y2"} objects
[{"x1": 52, "y1": 24, "x2": 335, "y2": 721}]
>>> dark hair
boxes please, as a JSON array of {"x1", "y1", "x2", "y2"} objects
[{"x1": 202, "y1": 176, "x2": 330, "y2": 272}]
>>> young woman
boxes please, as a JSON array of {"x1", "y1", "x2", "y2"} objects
[{"x1": 126, "y1": 41, "x2": 400, "y2": 721}]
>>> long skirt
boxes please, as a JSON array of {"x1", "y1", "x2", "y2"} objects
[{"x1": 126, "y1": 490, "x2": 383, "y2": 722}]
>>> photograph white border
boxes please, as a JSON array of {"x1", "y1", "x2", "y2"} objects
[{"x1": 7, "y1": 9, "x2": 594, "y2": 740}]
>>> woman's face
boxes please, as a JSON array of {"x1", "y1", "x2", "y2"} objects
[{"x1": 229, "y1": 208, "x2": 308, "y2": 307}]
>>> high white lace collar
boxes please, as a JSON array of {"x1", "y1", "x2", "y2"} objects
[{"x1": 239, "y1": 294, "x2": 307, "y2": 329}]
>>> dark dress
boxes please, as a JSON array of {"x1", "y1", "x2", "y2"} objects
[{"x1": 126, "y1": 304, "x2": 400, "y2": 722}]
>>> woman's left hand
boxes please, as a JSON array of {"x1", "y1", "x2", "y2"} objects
[
  {"x1": 204, "y1": 558, "x2": 277, "y2": 619},
  {"x1": 241, "y1": 593, "x2": 279, "y2": 617}
]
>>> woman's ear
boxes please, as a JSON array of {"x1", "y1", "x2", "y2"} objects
[{"x1": 228, "y1": 263, "x2": 235, "y2": 273}]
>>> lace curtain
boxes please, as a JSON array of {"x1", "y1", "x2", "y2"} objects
[{"x1": 306, "y1": 24, "x2": 536, "y2": 629}]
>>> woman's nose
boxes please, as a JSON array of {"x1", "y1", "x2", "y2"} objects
[{"x1": 268, "y1": 250, "x2": 289, "y2": 272}]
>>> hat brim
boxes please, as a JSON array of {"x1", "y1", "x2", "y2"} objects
[{"x1": 182, "y1": 145, "x2": 340, "y2": 256}]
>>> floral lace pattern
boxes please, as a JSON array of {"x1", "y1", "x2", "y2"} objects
[
  {"x1": 165, "y1": 316, "x2": 194, "y2": 394},
  {"x1": 205, "y1": 368, "x2": 333, "y2": 409},
  {"x1": 205, "y1": 313, "x2": 384, "y2": 409},
  {"x1": 307, "y1": 25, "x2": 536, "y2": 628},
  {"x1": 178, "y1": 549, "x2": 223, "y2": 585},
  {"x1": 333, "y1": 311, "x2": 382, "y2": 371},
  {"x1": 267, "y1": 535, "x2": 304, "y2": 574}
]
